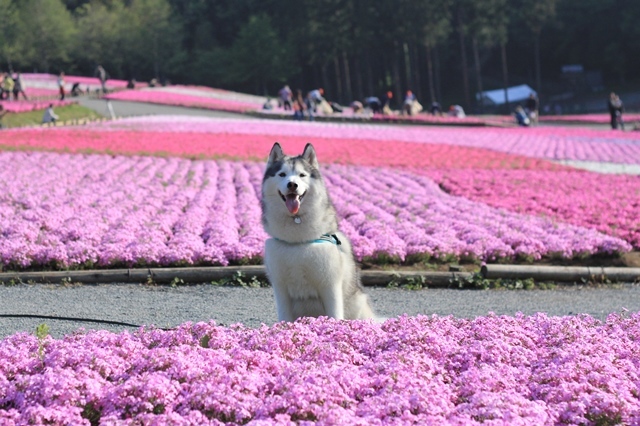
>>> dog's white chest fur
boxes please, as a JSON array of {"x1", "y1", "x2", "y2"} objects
[{"x1": 265, "y1": 237, "x2": 344, "y2": 299}]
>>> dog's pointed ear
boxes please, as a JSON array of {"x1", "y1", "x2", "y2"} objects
[
  {"x1": 302, "y1": 143, "x2": 319, "y2": 169},
  {"x1": 268, "y1": 142, "x2": 284, "y2": 164}
]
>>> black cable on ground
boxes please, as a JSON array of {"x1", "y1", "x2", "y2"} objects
[{"x1": 0, "y1": 314, "x2": 143, "y2": 329}]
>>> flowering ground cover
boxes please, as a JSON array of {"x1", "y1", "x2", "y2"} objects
[
  {"x1": 2, "y1": 314, "x2": 640, "y2": 424},
  {"x1": 539, "y1": 113, "x2": 640, "y2": 124},
  {"x1": 86, "y1": 116, "x2": 640, "y2": 165},
  {"x1": 13, "y1": 88, "x2": 60, "y2": 98},
  {"x1": 426, "y1": 169, "x2": 640, "y2": 248},
  {"x1": 21, "y1": 73, "x2": 137, "y2": 94},
  {"x1": 0, "y1": 100, "x2": 74, "y2": 113},
  {"x1": 105, "y1": 86, "x2": 266, "y2": 113},
  {"x1": 0, "y1": 127, "x2": 564, "y2": 171},
  {"x1": 0, "y1": 151, "x2": 629, "y2": 269}
]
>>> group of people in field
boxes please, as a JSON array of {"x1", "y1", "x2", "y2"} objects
[
  {"x1": 274, "y1": 85, "x2": 468, "y2": 121},
  {"x1": 0, "y1": 72, "x2": 28, "y2": 101},
  {"x1": 57, "y1": 65, "x2": 110, "y2": 101},
  {"x1": 273, "y1": 82, "x2": 630, "y2": 131}
]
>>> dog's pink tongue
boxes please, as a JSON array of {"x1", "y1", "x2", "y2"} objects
[{"x1": 285, "y1": 194, "x2": 300, "y2": 214}]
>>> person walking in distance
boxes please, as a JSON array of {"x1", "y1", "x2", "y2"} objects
[
  {"x1": 58, "y1": 72, "x2": 66, "y2": 100},
  {"x1": 94, "y1": 65, "x2": 109, "y2": 94},
  {"x1": 607, "y1": 92, "x2": 624, "y2": 130}
]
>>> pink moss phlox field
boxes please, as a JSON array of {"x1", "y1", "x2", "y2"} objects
[
  {"x1": 0, "y1": 100, "x2": 75, "y2": 113},
  {"x1": 21, "y1": 73, "x2": 138, "y2": 92},
  {"x1": 0, "y1": 127, "x2": 562, "y2": 172},
  {"x1": 426, "y1": 169, "x2": 640, "y2": 249},
  {"x1": 105, "y1": 86, "x2": 264, "y2": 113},
  {"x1": 0, "y1": 152, "x2": 628, "y2": 269},
  {"x1": 2, "y1": 314, "x2": 640, "y2": 425},
  {"x1": 87, "y1": 115, "x2": 640, "y2": 165},
  {"x1": 539, "y1": 113, "x2": 640, "y2": 124}
]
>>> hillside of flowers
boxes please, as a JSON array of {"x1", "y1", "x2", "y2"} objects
[
  {"x1": 0, "y1": 115, "x2": 638, "y2": 269},
  {"x1": 2, "y1": 314, "x2": 640, "y2": 424},
  {"x1": 105, "y1": 86, "x2": 266, "y2": 113},
  {"x1": 21, "y1": 73, "x2": 139, "y2": 95},
  {"x1": 425, "y1": 168, "x2": 640, "y2": 247},
  {"x1": 86, "y1": 116, "x2": 640, "y2": 165},
  {"x1": 2, "y1": 115, "x2": 640, "y2": 165},
  {"x1": 1, "y1": 151, "x2": 629, "y2": 269}
]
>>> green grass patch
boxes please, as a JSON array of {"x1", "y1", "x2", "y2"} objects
[{"x1": 2, "y1": 104, "x2": 102, "y2": 128}]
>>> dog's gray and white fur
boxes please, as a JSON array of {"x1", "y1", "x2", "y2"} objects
[{"x1": 261, "y1": 142, "x2": 376, "y2": 321}]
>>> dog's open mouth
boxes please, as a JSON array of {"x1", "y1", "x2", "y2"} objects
[{"x1": 279, "y1": 191, "x2": 306, "y2": 215}]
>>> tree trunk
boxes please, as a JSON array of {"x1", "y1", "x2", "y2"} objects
[
  {"x1": 411, "y1": 42, "x2": 422, "y2": 101},
  {"x1": 457, "y1": 11, "x2": 471, "y2": 110},
  {"x1": 501, "y1": 42, "x2": 510, "y2": 114},
  {"x1": 534, "y1": 30, "x2": 541, "y2": 93},
  {"x1": 321, "y1": 63, "x2": 330, "y2": 96},
  {"x1": 153, "y1": 32, "x2": 160, "y2": 80},
  {"x1": 472, "y1": 37, "x2": 483, "y2": 114},
  {"x1": 365, "y1": 49, "x2": 374, "y2": 97},
  {"x1": 333, "y1": 56, "x2": 343, "y2": 102},
  {"x1": 426, "y1": 44, "x2": 436, "y2": 103},
  {"x1": 434, "y1": 45, "x2": 442, "y2": 104},
  {"x1": 403, "y1": 42, "x2": 412, "y2": 90},
  {"x1": 354, "y1": 54, "x2": 364, "y2": 101},
  {"x1": 392, "y1": 41, "x2": 402, "y2": 108},
  {"x1": 342, "y1": 51, "x2": 353, "y2": 102}
]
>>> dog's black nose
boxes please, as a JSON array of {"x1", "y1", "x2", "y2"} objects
[{"x1": 287, "y1": 181, "x2": 298, "y2": 190}]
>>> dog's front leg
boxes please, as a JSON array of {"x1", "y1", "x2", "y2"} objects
[
  {"x1": 272, "y1": 283, "x2": 294, "y2": 322},
  {"x1": 319, "y1": 284, "x2": 344, "y2": 320}
]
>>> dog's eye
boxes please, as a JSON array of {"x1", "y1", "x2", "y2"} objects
[
  {"x1": 278, "y1": 172, "x2": 286, "y2": 177},
  {"x1": 300, "y1": 173, "x2": 306, "y2": 178}
]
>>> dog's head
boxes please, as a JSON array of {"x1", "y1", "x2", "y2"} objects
[{"x1": 263, "y1": 143, "x2": 321, "y2": 216}]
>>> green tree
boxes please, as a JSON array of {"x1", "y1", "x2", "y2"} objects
[
  {"x1": 0, "y1": 0, "x2": 19, "y2": 69},
  {"x1": 74, "y1": 1, "x2": 128, "y2": 77},
  {"x1": 419, "y1": 0, "x2": 453, "y2": 103},
  {"x1": 123, "y1": 0, "x2": 182, "y2": 81},
  {"x1": 16, "y1": 0, "x2": 76, "y2": 72},
  {"x1": 518, "y1": 0, "x2": 557, "y2": 92},
  {"x1": 225, "y1": 14, "x2": 292, "y2": 94},
  {"x1": 465, "y1": 0, "x2": 508, "y2": 112}
]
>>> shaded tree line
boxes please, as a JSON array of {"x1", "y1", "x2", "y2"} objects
[{"x1": 1, "y1": 0, "x2": 638, "y2": 111}]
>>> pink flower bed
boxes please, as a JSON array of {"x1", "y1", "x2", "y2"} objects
[
  {"x1": 22, "y1": 73, "x2": 135, "y2": 92},
  {"x1": 540, "y1": 113, "x2": 640, "y2": 124},
  {"x1": 0, "y1": 100, "x2": 74, "y2": 113},
  {"x1": 0, "y1": 152, "x2": 628, "y2": 269},
  {"x1": 17, "y1": 88, "x2": 59, "y2": 98},
  {"x1": 88, "y1": 116, "x2": 640, "y2": 165},
  {"x1": 426, "y1": 169, "x2": 640, "y2": 248},
  {"x1": 105, "y1": 88, "x2": 263, "y2": 113},
  {"x1": 2, "y1": 314, "x2": 640, "y2": 424},
  {"x1": 0, "y1": 127, "x2": 562, "y2": 171}
]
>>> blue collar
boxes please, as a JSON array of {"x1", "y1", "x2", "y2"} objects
[{"x1": 273, "y1": 233, "x2": 342, "y2": 246}]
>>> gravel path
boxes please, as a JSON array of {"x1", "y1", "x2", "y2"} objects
[{"x1": 2, "y1": 284, "x2": 639, "y2": 338}]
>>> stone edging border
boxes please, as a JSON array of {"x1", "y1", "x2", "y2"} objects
[{"x1": 1, "y1": 265, "x2": 639, "y2": 287}]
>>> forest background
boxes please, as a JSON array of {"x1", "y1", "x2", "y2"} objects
[{"x1": 0, "y1": 0, "x2": 637, "y2": 113}]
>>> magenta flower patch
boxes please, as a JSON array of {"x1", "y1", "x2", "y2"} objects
[
  {"x1": 0, "y1": 152, "x2": 629, "y2": 269},
  {"x1": 1, "y1": 314, "x2": 639, "y2": 424},
  {"x1": 426, "y1": 168, "x2": 640, "y2": 248}
]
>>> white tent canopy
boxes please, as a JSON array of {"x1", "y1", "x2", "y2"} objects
[{"x1": 476, "y1": 84, "x2": 536, "y2": 106}]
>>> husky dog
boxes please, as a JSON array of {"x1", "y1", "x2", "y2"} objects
[{"x1": 261, "y1": 142, "x2": 376, "y2": 321}]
